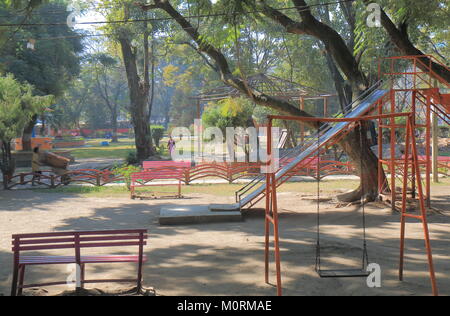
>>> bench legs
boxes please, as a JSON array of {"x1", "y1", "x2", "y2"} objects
[
  {"x1": 80, "y1": 264, "x2": 85, "y2": 290},
  {"x1": 10, "y1": 265, "x2": 25, "y2": 296},
  {"x1": 18, "y1": 265, "x2": 26, "y2": 296},
  {"x1": 10, "y1": 264, "x2": 19, "y2": 296},
  {"x1": 10, "y1": 262, "x2": 144, "y2": 296}
]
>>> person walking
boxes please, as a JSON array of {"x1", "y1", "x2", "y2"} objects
[{"x1": 168, "y1": 136, "x2": 176, "y2": 158}]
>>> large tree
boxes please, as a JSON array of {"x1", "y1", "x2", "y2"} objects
[
  {"x1": 0, "y1": 74, "x2": 53, "y2": 188},
  {"x1": 140, "y1": 0, "x2": 449, "y2": 201},
  {"x1": 0, "y1": 1, "x2": 83, "y2": 150},
  {"x1": 89, "y1": 53, "x2": 127, "y2": 143},
  {"x1": 98, "y1": 0, "x2": 159, "y2": 160}
]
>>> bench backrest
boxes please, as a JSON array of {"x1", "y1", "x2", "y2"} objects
[
  {"x1": 131, "y1": 170, "x2": 183, "y2": 182},
  {"x1": 142, "y1": 161, "x2": 191, "y2": 170},
  {"x1": 12, "y1": 229, "x2": 148, "y2": 254}
]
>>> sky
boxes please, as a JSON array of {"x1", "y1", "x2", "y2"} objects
[{"x1": 73, "y1": 3, "x2": 106, "y2": 33}]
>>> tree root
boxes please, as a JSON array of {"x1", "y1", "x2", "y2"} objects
[{"x1": 336, "y1": 187, "x2": 377, "y2": 204}]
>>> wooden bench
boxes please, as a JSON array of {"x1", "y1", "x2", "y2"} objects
[
  {"x1": 131, "y1": 161, "x2": 192, "y2": 199},
  {"x1": 11, "y1": 229, "x2": 148, "y2": 296},
  {"x1": 131, "y1": 170, "x2": 185, "y2": 199}
]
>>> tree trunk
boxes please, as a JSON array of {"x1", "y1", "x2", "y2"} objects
[
  {"x1": 338, "y1": 126, "x2": 381, "y2": 202},
  {"x1": 22, "y1": 115, "x2": 37, "y2": 152},
  {"x1": 119, "y1": 35, "x2": 154, "y2": 161},
  {"x1": 133, "y1": 112, "x2": 153, "y2": 161},
  {"x1": 111, "y1": 108, "x2": 119, "y2": 143},
  {"x1": 1, "y1": 141, "x2": 13, "y2": 189}
]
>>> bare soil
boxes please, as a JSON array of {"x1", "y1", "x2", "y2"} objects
[{"x1": 0, "y1": 183, "x2": 449, "y2": 296}]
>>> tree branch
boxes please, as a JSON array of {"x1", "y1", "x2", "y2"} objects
[
  {"x1": 140, "y1": 0, "x2": 317, "y2": 125},
  {"x1": 258, "y1": 0, "x2": 368, "y2": 93},
  {"x1": 362, "y1": 0, "x2": 450, "y2": 83}
]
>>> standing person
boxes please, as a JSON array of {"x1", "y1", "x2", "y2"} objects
[
  {"x1": 32, "y1": 147, "x2": 42, "y2": 186},
  {"x1": 168, "y1": 136, "x2": 176, "y2": 158}
]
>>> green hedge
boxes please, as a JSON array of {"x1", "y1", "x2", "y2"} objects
[{"x1": 151, "y1": 125, "x2": 165, "y2": 147}]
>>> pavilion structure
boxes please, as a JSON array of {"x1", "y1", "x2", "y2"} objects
[
  {"x1": 190, "y1": 73, "x2": 336, "y2": 120},
  {"x1": 190, "y1": 74, "x2": 336, "y2": 147}
]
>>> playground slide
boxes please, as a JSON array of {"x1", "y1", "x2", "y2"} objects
[{"x1": 235, "y1": 89, "x2": 388, "y2": 209}]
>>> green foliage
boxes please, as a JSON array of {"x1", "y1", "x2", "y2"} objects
[
  {"x1": 125, "y1": 151, "x2": 139, "y2": 165},
  {"x1": 354, "y1": 0, "x2": 450, "y2": 69},
  {"x1": 151, "y1": 125, "x2": 165, "y2": 147},
  {"x1": 0, "y1": 74, "x2": 53, "y2": 142},
  {"x1": 0, "y1": 73, "x2": 53, "y2": 174},
  {"x1": 52, "y1": 52, "x2": 128, "y2": 131},
  {"x1": 112, "y1": 164, "x2": 141, "y2": 189},
  {"x1": 202, "y1": 97, "x2": 255, "y2": 136},
  {"x1": 0, "y1": 2, "x2": 83, "y2": 96}
]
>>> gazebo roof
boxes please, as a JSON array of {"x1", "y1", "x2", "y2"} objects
[{"x1": 193, "y1": 73, "x2": 334, "y2": 102}]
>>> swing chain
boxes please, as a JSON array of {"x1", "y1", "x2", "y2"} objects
[
  {"x1": 359, "y1": 121, "x2": 370, "y2": 269},
  {"x1": 315, "y1": 120, "x2": 371, "y2": 277},
  {"x1": 315, "y1": 125, "x2": 321, "y2": 272}
]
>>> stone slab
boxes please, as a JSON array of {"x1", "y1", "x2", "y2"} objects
[
  {"x1": 159, "y1": 205, "x2": 242, "y2": 225},
  {"x1": 209, "y1": 204, "x2": 241, "y2": 212}
]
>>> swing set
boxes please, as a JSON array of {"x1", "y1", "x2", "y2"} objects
[{"x1": 264, "y1": 112, "x2": 438, "y2": 296}]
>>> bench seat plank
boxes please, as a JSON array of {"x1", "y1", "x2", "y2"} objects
[{"x1": 19, "y1": 255, "x2": 148, "y2": 265}]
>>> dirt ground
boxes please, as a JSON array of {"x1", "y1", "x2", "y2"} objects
[{"x1": 0, "y1": 183, "x2": 449, "y2": 296}]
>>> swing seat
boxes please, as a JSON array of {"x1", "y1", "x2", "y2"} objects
[{"x1": 317, "y1": 269, "x2": 369, "y2": 278}]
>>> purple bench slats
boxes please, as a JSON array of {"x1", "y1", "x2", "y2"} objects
[
  {"x1": 12, "y1": 229, "x2": 147, "y2": 239},
  {"x1": 13, "y1": 234, "x2": 149, "y2": 246},
  {"x1": 21, "y1": 279, "x2": 140, "y2": 289},
  {"x1": 17, "y1": 241, "x2": 147, "y2": 252},
  {"x1": 20, "y1": 255, "x2": 148, "y2": 265},
  {"x1": 11, "y1": 229, "x2": 148, "y2": 296},
  {"x1": 12, "y1": 237, "x2": 76, "y2": 245}
]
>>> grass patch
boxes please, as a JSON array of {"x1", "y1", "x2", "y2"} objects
[
  {"x1": 32, "y1": 185, "x2": 130, "y2": 197},
  {"x1": 64, "y1": 138, "x2": 136, "y2": 160},
  {"x1": 431, "y1": 177, "x2": 450, "y2": 186},
  {"x1": 31, "y1": 179, "x2": 363, "y2": 198},
  {"x1": 61, "y1": 138, "x2": 173, "y2": 160},
  {"x1": 30, "y1": 177, "x2": 449, "y2": 198}
]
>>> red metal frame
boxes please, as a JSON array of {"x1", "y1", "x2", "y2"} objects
[
  {"x1": 377, "y1": 55, "x2": 450, "y2": 208},
  {"x1": 264, "y1": 113, "x2": 438, "y2": 296}
]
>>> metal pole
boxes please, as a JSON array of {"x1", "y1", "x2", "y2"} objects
[
  {"x1": 300, "y1": 97, "x2": 305, "y2": 144},
  {"x1": 265, "y1": 118, "x2": 273, "y2": 285},
  {"x1": 432, "y1": 79, "x2": 439, "y2": 183},
  {"x1": 271, "y1": 172, "x2": 282, "y2": 296},
  {"x1": 432, "y1": 111, "x2": 439, "y2": 183},
  {"x1": 409, "y1": 119, "x2": 439, "y2": 296},
  {"x1": 390, "y1": 89, "x2": 396, "y2": 210},
  {"x1": 425, "y1": 93, "x2": 432, "y2": 206},
  {"x1": 399, "y1": 116, "x2": 411, "y2": 281},
  {"x1": 378, "y1": 100, "x2": 384, "y2": 195}
]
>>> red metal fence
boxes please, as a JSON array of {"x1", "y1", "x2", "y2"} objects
[{"x1": 2, "y1": 157, "x2": 448, "y2": 190}]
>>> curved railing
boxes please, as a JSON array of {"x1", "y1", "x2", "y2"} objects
[
  {"x1": 2, "y1": 156, "x2": 448, "y2": 190},
  {"x1": 2, "y1": 169, "x2": 125, "y2": 190}
]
